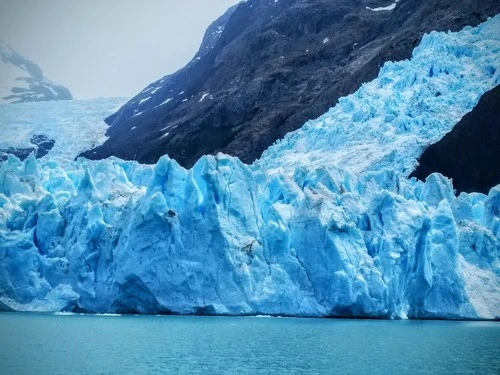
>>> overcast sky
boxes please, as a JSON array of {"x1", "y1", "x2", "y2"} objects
[{"x1": 0, "y1": 0, "x2": 239, "y2": 99}]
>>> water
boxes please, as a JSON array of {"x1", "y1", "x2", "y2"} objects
[{"x1": 0, "y1": 313, "x2": 498, "y2": 374}]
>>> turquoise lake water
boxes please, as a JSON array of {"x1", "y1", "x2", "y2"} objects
[{"x1": 0, "y1": 313, "x2": 498, "y2": 374}]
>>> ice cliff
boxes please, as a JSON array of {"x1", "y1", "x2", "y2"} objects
[{"x1": 0, "y1": 16, "x2": 499, "y2": 319}]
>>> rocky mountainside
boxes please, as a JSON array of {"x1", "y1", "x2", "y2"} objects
[
  {"x1": 0, "y1": 40, "x2": 72, "y2": 104},
  {"x1": 411, "y1": 85, "x2": 500, "y2": 194},
  {"x1": 82, "y1": 0, "x2": 500, "y2": 168}
]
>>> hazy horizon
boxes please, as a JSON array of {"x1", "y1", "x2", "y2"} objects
[{"x1": 0, "y1": 0, "x2": 239, "y2": 99}]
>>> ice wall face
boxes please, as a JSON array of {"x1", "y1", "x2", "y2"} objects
[
  {"x1": 0, "y1": 153, "x2": 498, "y2": 318},
  {"x1": 0, "y1": 17, "x2": 499, "y2": 319}
]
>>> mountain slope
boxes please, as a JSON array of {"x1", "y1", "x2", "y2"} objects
[
  {"x1": 0, "y1": 40, "x2": 72, "y2": 104},
  {"x1": 410, "y1": 85, "x2": 500, "y2": 194},
  {"x1": 82, "y1": 0, "x2": 500, "y2": 167}
]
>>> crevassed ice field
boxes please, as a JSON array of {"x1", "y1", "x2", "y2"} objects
[{"x1": 0, "y1": 16, "x2": 499, "y2": 319}]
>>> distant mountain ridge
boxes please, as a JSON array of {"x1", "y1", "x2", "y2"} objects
[
  {"x1": 0, "y1": 40, "x2": 72, "y2": 104},
  {"x1": 82, "y1": 0, "x2": 500, "y2": 169}
]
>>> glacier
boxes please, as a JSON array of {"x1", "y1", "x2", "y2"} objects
[
  {"x1": 0, "y1": 97, "x2": 126, "y2": 165},
  {"x1": 260, "y1": 16, "x2": 500, "y2": 176},
  {"x1": 0, "y1": 16, "x2": 499, "y2": 319}
]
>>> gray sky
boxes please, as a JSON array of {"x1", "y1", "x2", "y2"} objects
[{"x1": 0, "y1": 0, "x2": 239, "y2": 99}]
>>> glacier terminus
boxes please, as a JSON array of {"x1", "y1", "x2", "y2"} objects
[{"x1": 0, "y1": 16, "x2": 499, "y2": 319}]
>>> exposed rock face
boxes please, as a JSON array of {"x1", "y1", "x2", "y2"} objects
[
  {"x1": 411, "y1": 85, "x2": 500, "y2": 194},
  {"x1": 0, "y1": 40, "x2": 73, "y2": 104},
  {"x1": 82, "y1": 0, "x2": 500, "y2": 168}
]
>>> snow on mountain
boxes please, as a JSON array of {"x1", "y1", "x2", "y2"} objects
[
  {"x1": 366, "y1": 0, "x2": 400, "y2": 12},
  {"x1": 0, "y1": 17, "x2": 499, "y2": 318},
  {"x1": 0, "y1": 40, "x2": 73, "y2": 104},
  {"x1": 94, "y1": 3, "x2": 237, "y2": 126}
]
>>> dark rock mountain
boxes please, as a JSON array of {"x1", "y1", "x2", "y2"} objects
[
  {"x1": 411, "y1": 85, "x2": 500, "y2": 194},
  {"x1": 0, "y1": 40, "x2": 72, "y2": 104},
  {"x1": 82, "y1": 0, "x2": 500, "y2": 168}
]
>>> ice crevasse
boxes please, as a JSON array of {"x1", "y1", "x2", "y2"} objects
[{"x1": 0, "y1": 16, "x2": 499, "y2": 319}]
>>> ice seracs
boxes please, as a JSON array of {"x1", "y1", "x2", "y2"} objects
[
  {"x1": 259, "y1": 15, "x2": 500, "y2": 177},
  {"x1": 0, "y1": 151, "x2": 498, "y2": 318}
]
